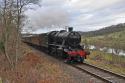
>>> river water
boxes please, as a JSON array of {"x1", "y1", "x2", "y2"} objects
[{"x1": 88, "y1": 45, "x2": 125, "y2": 56}]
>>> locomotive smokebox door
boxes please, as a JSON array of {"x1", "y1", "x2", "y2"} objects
[{"x1": 68, "y1": 27, "x2": 73, "y2": 32}]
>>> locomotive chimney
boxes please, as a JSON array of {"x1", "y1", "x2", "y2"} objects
[{"x1": 68, "y1": 27, "x2": 73, "y2": 32}]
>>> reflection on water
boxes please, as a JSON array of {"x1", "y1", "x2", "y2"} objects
[{"x1": 88, "y1": 45, "x2": 125, "y2": 56}]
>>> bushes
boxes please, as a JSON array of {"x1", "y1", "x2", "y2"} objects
[{"x1": 0, "y1": 41, "x2": 4, "y2": 52}]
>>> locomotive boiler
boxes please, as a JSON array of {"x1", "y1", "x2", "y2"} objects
[{"x1": 48, "y1": 28, "x2": 81, "y2": 47}]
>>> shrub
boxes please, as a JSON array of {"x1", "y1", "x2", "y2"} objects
[{"x1": 0, "y1": 41, "x2": 4, "y2": 52}]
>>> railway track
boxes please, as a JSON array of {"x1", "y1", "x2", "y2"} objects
[{"x1": 69, "y1": 62, "x2": 125, "y2": 83}]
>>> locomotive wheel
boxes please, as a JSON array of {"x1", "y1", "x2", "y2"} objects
[
  {"x1": 64, "y1": 56, "x2": 74, "y2": 63},
  {"x1": 64, "y1": 56, "x2": 71, "y2": 63},
  {"x1": 57, "y1": 50, "x2": 63, "y2": 57},
  {"x1": 48, "y1": 45, "x2": 52, "y2": 54},
  {"x1": 78, "y1": 57, "x2": 84, "y2": 63},
  {"x1": 63, "y1": 52, "x2": 68, "y2": 59},
  {"x1": 57, "y1": 49, "x2": 69, "y2": 59}
]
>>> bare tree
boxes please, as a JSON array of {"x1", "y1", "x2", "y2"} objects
[
  {"x1": 16, "y1": 0, "x2": 40, "y2": 64},
  {"x1": 0, "y1": 0, "x2": 40, "y2": 68}
]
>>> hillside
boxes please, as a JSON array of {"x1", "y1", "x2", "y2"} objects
[
  {"x1": 81, "y1": 23, "x2": 125, "y2": 37},
  {"x1": 82, "y1": 29, "x2": 125, "y2": 50}
]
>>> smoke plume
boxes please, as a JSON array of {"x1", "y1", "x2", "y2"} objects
[{"x1": 23, "y1": 0, "x2": 70, "y2": 33}]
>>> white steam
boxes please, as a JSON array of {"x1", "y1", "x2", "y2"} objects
[{"x1": 23, "y1": 0, "x2": 70, "y2": 33}]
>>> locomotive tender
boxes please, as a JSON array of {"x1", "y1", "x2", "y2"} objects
[{"x1": 24, "y1": 27, "x2": 90, "y2": 63}]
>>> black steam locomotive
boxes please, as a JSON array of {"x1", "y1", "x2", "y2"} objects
[{"x1": 23, "y1": 27, "x2": 90, "y2": 63}]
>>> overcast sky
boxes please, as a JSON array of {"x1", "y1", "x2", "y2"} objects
[{"x1": 23, "y1": 0, "x2": 125, "y2": 33}]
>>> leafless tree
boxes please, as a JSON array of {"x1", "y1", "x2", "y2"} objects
[
  {"x1": 0, "y1": 0, "x2": 40, "y2": 68},
  {"x1": 15, "y1": 0, "x2": 40, "y2": 65}
]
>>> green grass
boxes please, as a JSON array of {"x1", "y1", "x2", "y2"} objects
[{"x1": 82, "y1": 30, "x2": 125, "y2": 50}]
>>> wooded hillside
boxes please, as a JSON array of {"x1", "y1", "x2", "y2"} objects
[{"x1": 81, "y1": 23, "x2": 125, "y2": 37}]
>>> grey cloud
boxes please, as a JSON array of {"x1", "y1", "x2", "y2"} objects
[
  {"x1": 70, "y1": 0, "x2": 125, "y2": 31},
  {"x1": 23, "y1": 0, "x2": 125, "y2": 33}
]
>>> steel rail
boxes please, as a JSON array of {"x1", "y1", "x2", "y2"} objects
[
  {"x1": 69, "y1": 62, "x2": 125, "y2": 83},
  {"x1": 70, "y1": 64, "x2": 113, "y2": 83},
  {"x1": 82, "y1": 62, "x2": 125, "y2": 79}
]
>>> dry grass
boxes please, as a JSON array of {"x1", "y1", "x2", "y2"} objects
[{"x1": 0, "y1": 44, "x2": 74, "y2": 83}]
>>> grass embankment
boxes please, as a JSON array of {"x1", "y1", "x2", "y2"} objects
[
  {"x1": 86, "y1": 50, "x2": 125, "y2": 75},
  {"x1": 82, "y1": 30, "x2": 125, "y2": 50}
]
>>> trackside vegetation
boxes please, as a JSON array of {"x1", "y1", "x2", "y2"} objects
[{"x1": 86, "y1": 50, "x2": 125, "y2": 75}]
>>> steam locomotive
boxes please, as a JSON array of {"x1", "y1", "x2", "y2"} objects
[{"x1": 23, "y1": 27, "x2": 90, "y2": 63}]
